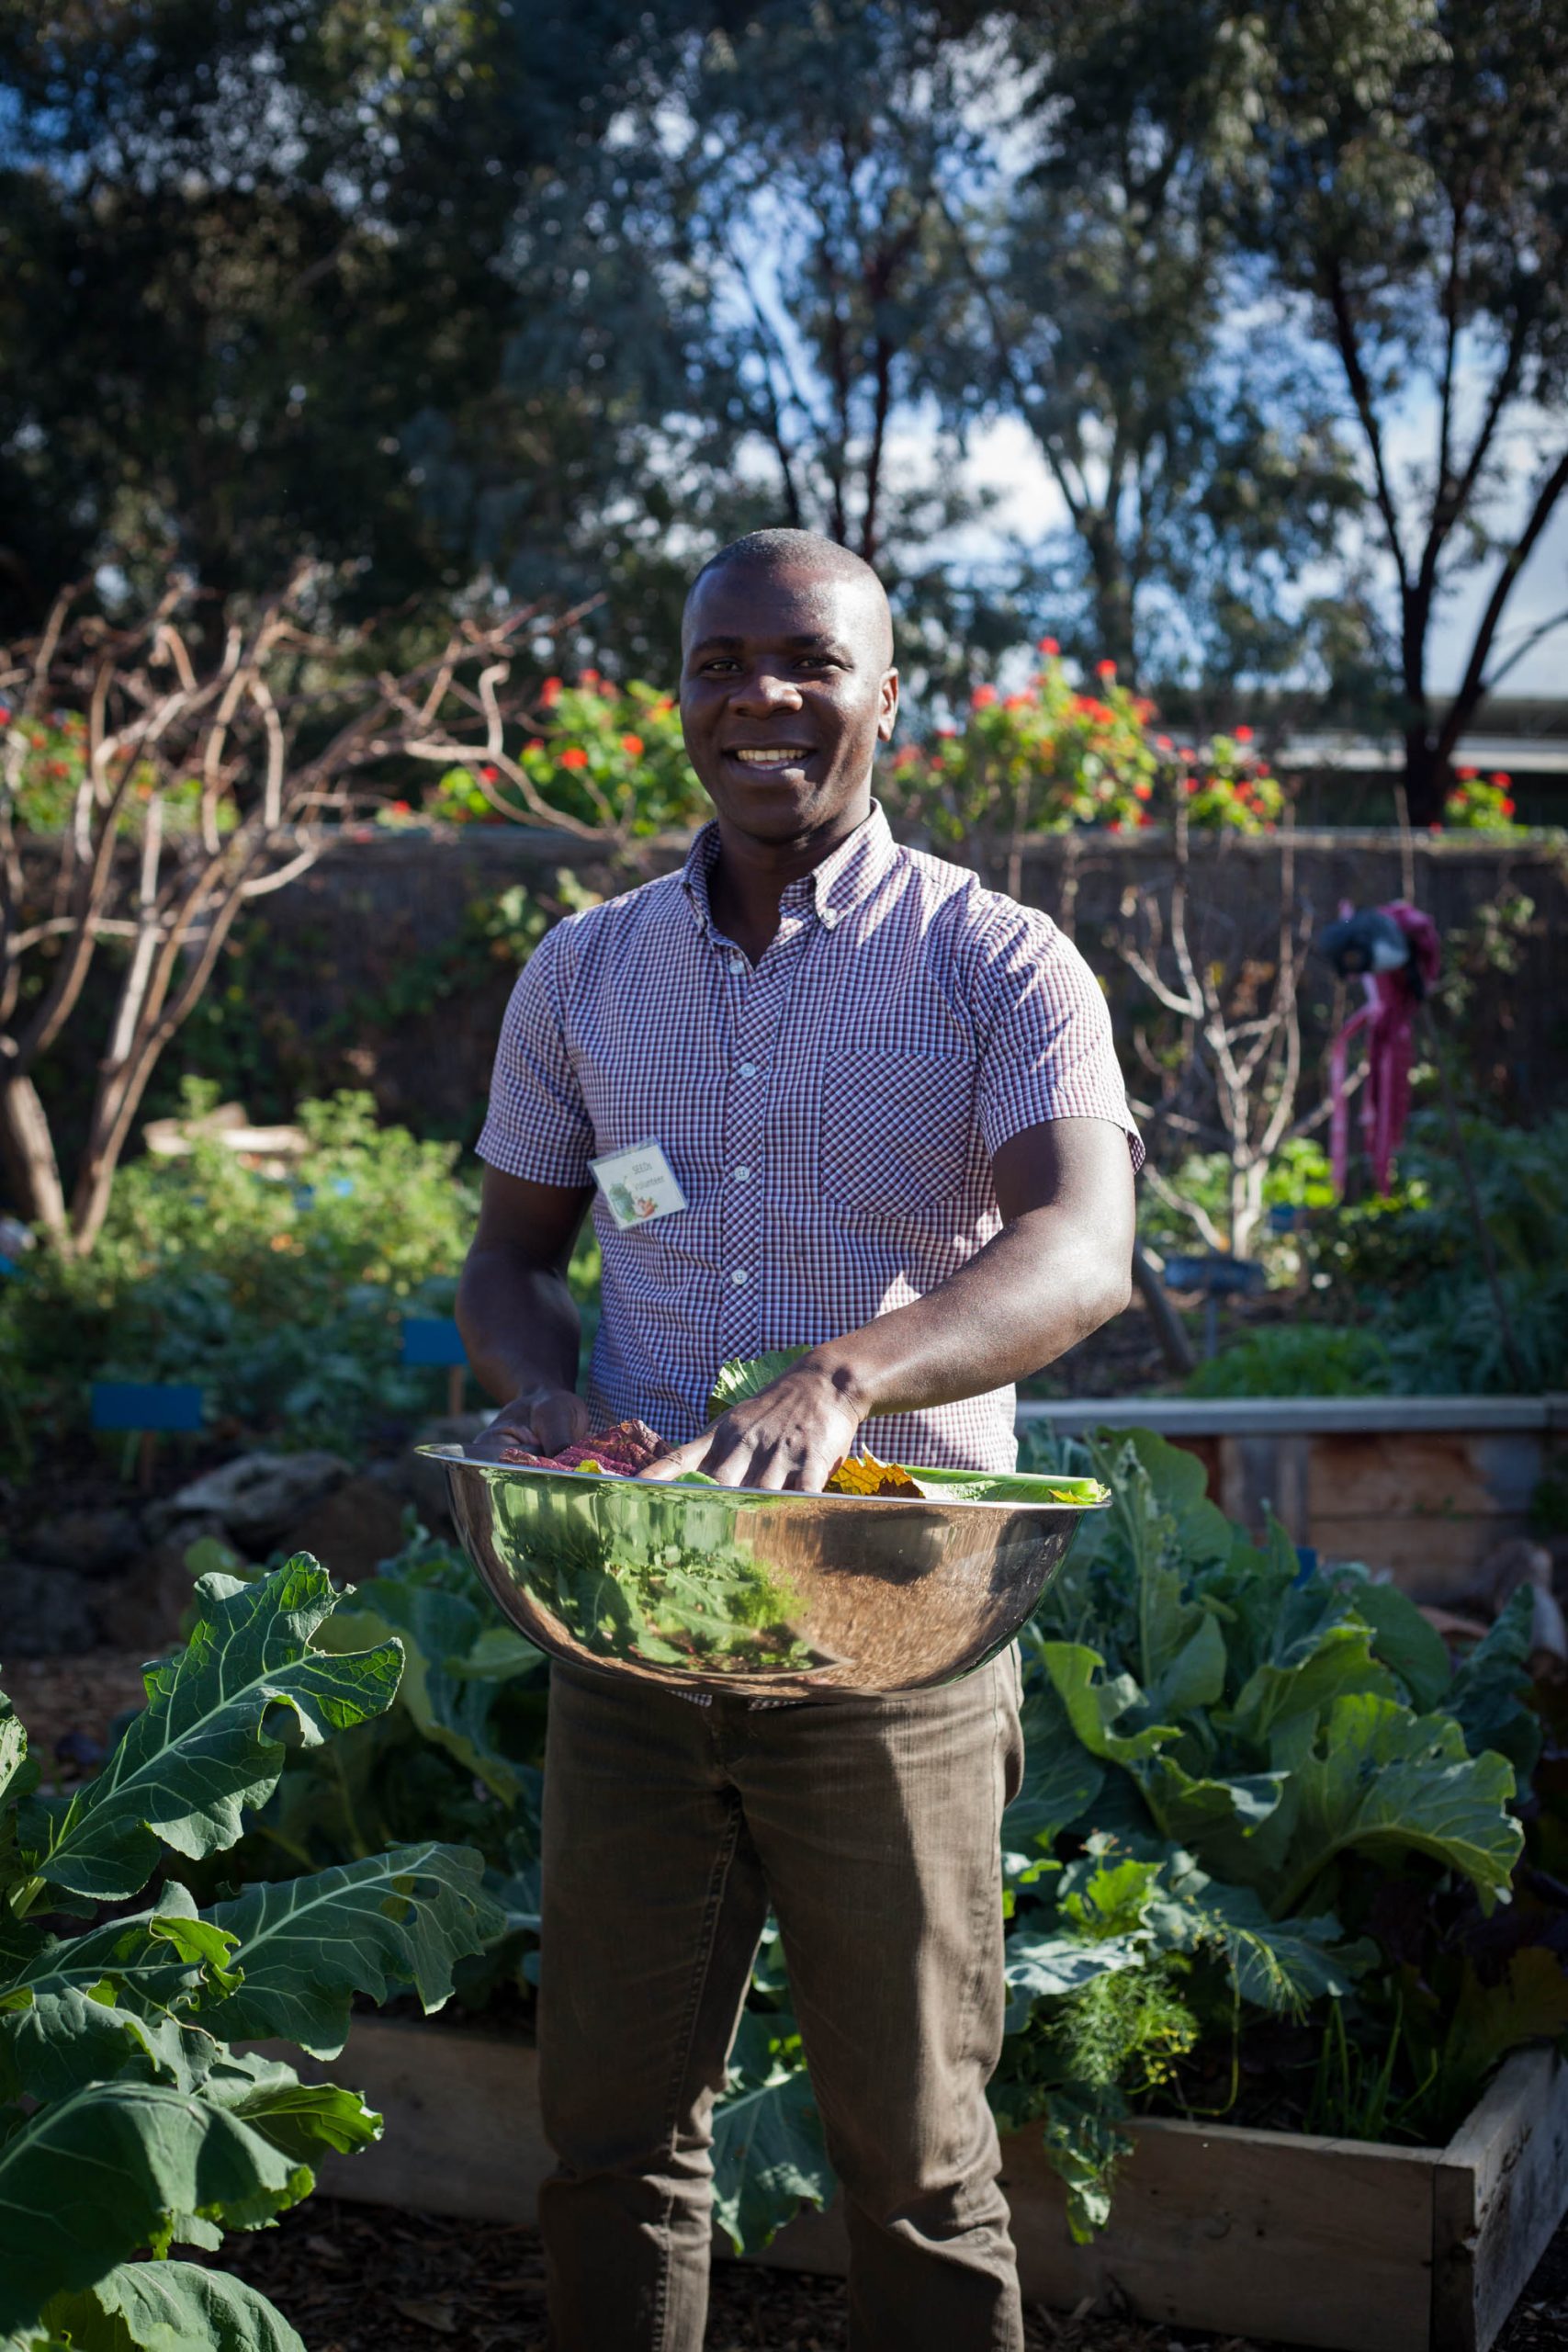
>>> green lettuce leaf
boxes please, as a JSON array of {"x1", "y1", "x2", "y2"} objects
[{"x1": 709, "y1": 1351, "x2": 807, "y2": 1418}]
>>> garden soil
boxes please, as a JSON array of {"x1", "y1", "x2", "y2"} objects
[{"x1": 207, "y1": 2189, "x2": 1568, "y2": 2352}]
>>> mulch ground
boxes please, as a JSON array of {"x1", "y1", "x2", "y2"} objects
[{"x1": 208, "y1": 2190, "x2": 1568, "y2": 2351}]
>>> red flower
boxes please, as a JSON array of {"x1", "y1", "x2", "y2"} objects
[
  {"x1": 1106, "y1": 818, "x2": 1122, "y2": 831},
  {"x1": 558, "y1": 746, "x2": 589, "y2": 770},
  {"x1": 971, "y1": 683, "x2": 998, "y2": 708},
  {"x1": 651, "y1": 695, "x2": 674, "y2": 715},
  {"x1": 524, "y1": 737, "x2": 544, "y2": 755},
  {"x1": 1235, "y1": 725, "x2": 1254, "y2": 743},
  {"x1": 479, "y1": 763, "x2": 498, "y2": 783},
  {"x1": 1134, "y1": 779, "x2": 1153, "y2": 801},
  {"x1": 1490, "y1": 771, "x2": 1511, "y2": 787},
  {"x1": 1095, "y1": 659, "x2": 1117, "y2": 680},
  {"x1": 1179, "y1": 745, "x2": 1196, "y2": 763},
  {"x1": 1455, "y1": 765, "x2": 1477, "y2": 781},
  {"x1": 0, "y1": 705, "x2": 9, "y2": 725},
  {"x1": 579, "y1": 668, "x2": 602, "y2": 689},
  {"x1": 1155, "y1": 734, "x2": 1173, "y2": 753},
  {"x1": 936, "y1": 725, "x2": 957, "y2": 740},
  {"x1": 1038, "y1": 636, "x2": 1060, "y2": 656},
  {"x1": 541, "y1": 677, "x2": 563, "y2": 707},
  {"x1": 1184, "y1": 776, "x2": 1200, "y2": 794},
  {"x1": 1003, "y1": 692, "x2": 1031, "y2": 711},
  {"x1": 1427, "y1": 820, "x2": 1444, "y2": 833},
  {"x1": 1135, "y1": 810, "x2": 1153, "y2": 828},
  {"x1": 621, "y1": 733, "x2": 645, "y2": 756},
  {"x1": 390, "y1": 799, "x2": 412, "y2": 814},
  {"x1": 1501, "y1": 797, "x2": 1517, "y2": 816}
]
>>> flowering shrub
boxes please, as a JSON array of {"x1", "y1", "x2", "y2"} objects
[
  {"x1": 1, "y1": 706, "x2": 228, "y2": 835},
  {"x1": 1438, "y1": 769, "x2": 1518, "y2": 833},
  {"x1": 886, "y1": 646, "x2": 1160, "y2": 846},
  {"x1": 423, "y1": 672, "x2": 707, "y2": 838},
  {"x1": 1165, "y1": 726, "x2": 1285, "y2": 834}
]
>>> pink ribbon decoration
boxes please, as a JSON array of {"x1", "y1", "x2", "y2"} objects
[{"x1": 1328, "y1": 901, "x2": 1440, "y2": 1196}]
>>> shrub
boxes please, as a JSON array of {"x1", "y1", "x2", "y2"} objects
[{"x1": 423, "y1": 671, "x2": 707, "y2": 837}]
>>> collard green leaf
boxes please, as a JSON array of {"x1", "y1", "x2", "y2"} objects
[
  {"x1": 1039, "y1": 2084, "x2": 1133, "y2": 2244},
  {"x1": 1138, "y1": 1758, "x2": 1289, "y2": 1872},
  {"x1": 1002, "y1": 1930, "x2": 1144, "y2": 2034},
  {"x1": 194, "y1": 2052, "x2": 381, "y2": 2165},
  {"x1": 314, "y1": 1582, "x2": 527, "y2": 1804},
  {"x1": 19, "y1": 1563, "x2": 402, "y2": 1904},
  {"x1": 1448, "y1": 1588, "x2": 1541, "y2": 1781},
  {"x1": 0, "y1": 2081, "x2": 310, "y2": 2335},
  {"x1": 21, "y1": 1561, "x2": 401, "y2": 1909},
  {"x1": 1222, "y1": 1617, "x2": 1396, "y2": 1754},
  {"x1": 709, "y1": 1351, "x2": 807, "y2": 1419},
  {"x1": 1275, "y1": 1694, "x2": 1523, "y2": 1917},
  {"x1": 904, "y1": 1465, "x2": 1110, "y2": 1506},
  {"x1": 1341, "y1": 1577, "x2": 1452, "y2": 1712},
  {"x1": 196, "y1": 1842, "x2": 504, "y2": 2057},
  {"x1": 42, "y1": 2258, "x2": 306, "y2": 2352},
  {"x1": 711, "y1": 2011, "x2": 833, "y2": 2256},
  {"x1": 1007, "y1": 1680, "x2": 1105, "y2": 1851},
  {"x1": 1, "y1": 1898, "x2": 240, "y2": 2017},
  {"x1": 1037, "y1": 1644, "x2": 1176, "y2": 1764}
]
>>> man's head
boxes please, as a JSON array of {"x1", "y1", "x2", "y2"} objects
[{"x1": 679, "y1": 529, "x2": 897, "y2": 848}]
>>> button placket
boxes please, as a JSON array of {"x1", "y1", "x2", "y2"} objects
[{"x1": 718, "y1": 925, "x2": 806, "y2": 1356}]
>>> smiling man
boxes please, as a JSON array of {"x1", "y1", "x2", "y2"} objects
[{"x1": 457, "y1": 529, "x2": 1140, "y2": 2352}]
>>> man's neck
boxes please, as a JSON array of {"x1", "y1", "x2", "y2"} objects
[{"x1": 706, "y1": 797, "x2": 871, "y2": 962}]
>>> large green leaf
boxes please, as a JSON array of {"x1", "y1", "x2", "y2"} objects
[
  {"x1": 710, "y1": 2012, "x2": 833, "y2": 2256},
  {"x1": 0, "y1": 2082, "x2": 310, "y2": 2335},
  {"x1": 1274, "y1": 1695, "x2": 1523, "y2": 1917},
  {"x1": 1, "y1": 1891, "x2": 240, "y2": 2015},
  {"x1": 18, "y1": 1563, "x2": 402, "y2": 1904},
  {"x1": 1343, "y1": 1577, "x2": 1452, "y2": 1713},
  {"x1": 1006, "y1": 1679, "x2": 1105, "y2": 1850},
  {"x1": 709, "y1": 1351, "x2": 807, "y2": 1419},
  {"x1": 316, "y1": 1583, "x2": 529, "y2": 1804},
  {"x1": 196, "y1": 1842, "x2": 504, "y2": 2056},
  {"x1": 1139, "y1": 1758, "x2": 1289, "y2": 1871},
  {"x1": 1036, "y1": 1643, "x2": 1176, "y2": 1764},
  {"x1": 1002, "y1": 1930, "x2": 1144, "y2": 2034},
  {"x1": 1448, "y1": 1589, "x2": 1541, "y2": 1781},
  {"x1": 1222, "y1": 1619, "x2": 1397, "y2": 1754},
  {"x1": 41, "y1": 2259, "x2": 305, "y2": 2352}
]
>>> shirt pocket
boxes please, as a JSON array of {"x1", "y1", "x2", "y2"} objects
[{"x1": 818, "y1": 1050, "x2": 976, "y2": 1216}]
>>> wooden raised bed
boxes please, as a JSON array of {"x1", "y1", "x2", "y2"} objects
[
  {"x1": 284, "y1": 2017, "x2": 1568, "y2": 2352},
  {"x1": 1018, "y1": 1395, "x2": 1566, "y2": 1604}
]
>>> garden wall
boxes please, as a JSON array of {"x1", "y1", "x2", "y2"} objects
[{"x1": 222, "y1": 826, "x2": 1567, "y2": 1141}]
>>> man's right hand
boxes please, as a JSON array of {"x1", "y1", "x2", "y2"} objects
[{"x1": 465, "y1": 1385, "x2": 590, "y2": 1463}]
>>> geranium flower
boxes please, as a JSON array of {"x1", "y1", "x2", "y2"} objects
[
  {"x1": 1003, "y1": 692, "x2": 1031, "y2": 710},
  {"x1": 479, "y1": 764, "x2": 498, "y2": 783},
  {"x1": 1490, "y1": 771, "x2": 1511, "y2": 787},
  {"x1": 621, "y1": 733, "x2": 645, "y2": 756},
  {"x1": 1038, "y1": 636, "x2": 1060, "y2": 656},
  {"x1": 1134, "y1": 779, "x2": 1153, "y2": 801},
  {"x1": 1095, "y1": 659, "x2": 1117, "y2": 679},
  {"x1": 971, "y1": 683, "x2": 998, "y2": 708},
  {"x1": 541, "y1": 677, "x2": 563, "y2": 707},
  {"x1": 1235, "y1": 725, "x2": 1254, "y2": 743},
  {"x1": 558, "y1": 746, "x2": 589, "y2": 770},
  {"x1": 580, "y1": 668, "x2": 602, "y2": 689}
]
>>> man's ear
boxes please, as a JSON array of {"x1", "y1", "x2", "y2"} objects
[{"x1": 877, "y1": 668, "x2": 900, "y2": 742}]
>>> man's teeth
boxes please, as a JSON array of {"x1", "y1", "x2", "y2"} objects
[{"x1": 733, "y1": 747, "x2": 807, "y2": 766}]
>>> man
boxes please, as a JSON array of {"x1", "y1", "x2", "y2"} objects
[{"x1": 457, "y1": 529, "x2": 1140, "y2": 2351}]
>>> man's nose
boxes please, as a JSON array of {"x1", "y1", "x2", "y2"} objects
[{"x1": 729, "y1": 667, "x2": 803, "y2": 713}]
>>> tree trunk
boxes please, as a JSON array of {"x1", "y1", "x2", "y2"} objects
[
  {"x1": 1404, "y1": 721, "x2": 1445, "y2": 829},
  {"x1": 0, "y1": 1071, "x2": 70, "y2": 1249}
]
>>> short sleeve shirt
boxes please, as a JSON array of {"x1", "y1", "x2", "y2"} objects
[{"x1": 477, "y1": 802, "x2": 1141, "y2": 1471}]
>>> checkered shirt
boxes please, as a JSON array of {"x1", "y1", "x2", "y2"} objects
[{"x1": 477, "y1": 802, "x2": 1141, "y2": 1473}]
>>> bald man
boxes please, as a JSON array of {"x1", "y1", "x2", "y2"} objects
[{"x1": 458, "y1": 529, "x2": 1141, "y2": 2351}]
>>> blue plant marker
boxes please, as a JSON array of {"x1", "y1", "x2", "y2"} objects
[
  {"x1": 400, "y1": 1317, "x2": 468, "y2": 1367},
  {"x1": 90, "y1": 1383, "x2": 204, "y2": 1432},
  {"x1": 402, "y1": 1316, "x2": 469, "y2": 1413}
]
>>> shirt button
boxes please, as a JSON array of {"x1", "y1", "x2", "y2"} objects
[
  {"x1": 821, "y1": 909, "x2": 840, "y2": 929},
  {"x1": 733, "y1": 1165, "x2": 751, "y2": 1183},
  {"x1": 739, "y1": 1060, "x2": 758, "y2": 1078},
  {"x1": 731, "y1": 1267, "x2": 749, "y2": 1286}
]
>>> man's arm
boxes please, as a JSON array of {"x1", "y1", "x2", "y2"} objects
[
  {"x1": 456, "y1": 1165, "x2": 596, "y2": 1459},
  {"x1": 643, "y1": 1114, "x2": 1134, "y2": 1489}
]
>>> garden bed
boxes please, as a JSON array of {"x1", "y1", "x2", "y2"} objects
[
  {"x1": 1020, "y1": 1395, "x2": 1565, "y2": 1600},
  {"x1": 279, "y1": 2016, "x2": 1568, "y2": 2352}
]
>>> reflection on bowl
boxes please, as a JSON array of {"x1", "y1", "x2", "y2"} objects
[{"x1": 423, "y1": 1446, "x2": 1100, "y2": 1702}]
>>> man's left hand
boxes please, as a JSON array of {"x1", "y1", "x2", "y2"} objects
[{"x1": 639, "y1": 1357, "x2": 863, "y2": 1491}]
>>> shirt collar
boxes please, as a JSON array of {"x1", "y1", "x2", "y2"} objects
[{"x1": 681, "y1": 800, "x2": 897, "y2": 939}]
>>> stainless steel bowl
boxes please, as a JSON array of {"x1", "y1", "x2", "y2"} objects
[{"x1": 423, "y1": 1445, "x2": 1101, "y2": 1701}]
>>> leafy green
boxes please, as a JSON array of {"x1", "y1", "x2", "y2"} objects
[
  {"x1": 709, "y1": 1351, "x2": 807, "y2": 1417},
  {"x1": 710, "y1": 2010, "x2": 833, "y2": 2256},
  {"x1": 38, "y1": 2262, "x2": 307, "y2": 2352}
]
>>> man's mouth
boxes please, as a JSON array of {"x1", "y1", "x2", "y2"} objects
[{"x1": 725, "y1": 746, "x2": 815, "y2": 774}]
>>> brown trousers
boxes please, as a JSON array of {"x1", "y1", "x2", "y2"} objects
[{"x1": 537, "y1": 1652, "x2": 1026, "y2": 2352}]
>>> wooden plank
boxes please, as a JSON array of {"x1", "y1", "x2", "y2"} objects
[
  {"x1": 1432, "y1": 2052, "x2": 1568, "y2": 2352},
  {"x1": 1306, "y1": 1433, "x2": 1536, "y2": 1525},
  {"x1": 1017, "y1": 1398, "x2": 1552, "y2": 1437},
  {"x1": 1307, "y1": 1516, "x2": 1531, "y2": 1602}
]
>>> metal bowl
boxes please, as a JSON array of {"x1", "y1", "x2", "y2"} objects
[{"x1": 422, "y1": 1445, "x2": 1102, "y2": 1702}]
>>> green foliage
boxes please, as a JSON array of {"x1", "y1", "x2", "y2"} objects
[
  {"x1": 0, "y1": 1090, "x2": 480, "y2": 1467},
  {"x1": 424, "y1": 674, "x2": 706, "y2": 838},
  {"x1": 1186, "y1": 1325, "x2": 1393, "y2": 1398},
  {"x1": 0, "y1": 1560, "x2": 500, "y2": 2348}
]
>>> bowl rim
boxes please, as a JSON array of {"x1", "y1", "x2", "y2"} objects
[{"x1": 418, "y1": 1441, "x2": 1111, "y2": 1517}]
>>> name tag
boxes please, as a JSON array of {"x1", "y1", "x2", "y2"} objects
[{"x1": 589, "y1": 1138, "x2": 688, "y2": 1229}]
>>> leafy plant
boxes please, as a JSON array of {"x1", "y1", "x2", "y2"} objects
[
  {"x1": 0, "y1": 1555, "x2": 501, "y2": 2347},
  {"x1": 1185, "y1": 1324, "x2": 1392, "y2": 1398}
]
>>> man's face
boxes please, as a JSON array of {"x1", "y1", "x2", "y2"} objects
[{"x1": 679, "y1": 564, "x2": 897, "y2": 843}]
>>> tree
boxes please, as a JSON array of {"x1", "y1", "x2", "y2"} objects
[
  {"x1": 0, "y1": 0, "x2": 717, "y2": 639},
  {"x1": 1235, "y1": 0, "x2": 1568, "y2": 820},
  {"x1": 0, "y1": 577, "x2": 576, "y2": 1251},
  {"x1": 940, "y1": 0, "x2": 1368, "y2": 691}
]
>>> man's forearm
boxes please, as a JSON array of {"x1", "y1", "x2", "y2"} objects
[
  {"x1": 456, "y1": 1242, "x2": 581, "y2": 1405},
  {"x1": 808, "y1": 1210, "x2": 1131, "y2": 1424}
]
